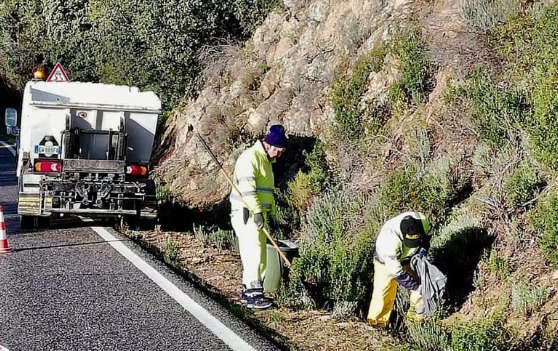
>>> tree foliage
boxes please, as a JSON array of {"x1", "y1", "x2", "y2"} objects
[{"x1": 0, "y1": 0, "x2": 278, "y2": 110}]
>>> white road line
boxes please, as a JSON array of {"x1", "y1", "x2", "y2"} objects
[
  {"x1": 89, "y1": 224, "x2": 257, "y2": 351},
  {"x1": 0, "y1": 141, "x2": 16, "y2": 156}
]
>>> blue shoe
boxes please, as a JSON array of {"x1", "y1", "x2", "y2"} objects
[
  {"x1": 241, "y1": 288, "x2": 272, "y2": 309},
  {"x1": 247, "y1": 295, "x2": 272, "y2": 309}
]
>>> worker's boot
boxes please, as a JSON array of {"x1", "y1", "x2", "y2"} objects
[{"x1": 241, "y1": 288, "x2": 272, "y2": 309}]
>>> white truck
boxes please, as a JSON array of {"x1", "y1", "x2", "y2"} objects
[{"x1": 14, "y1": 80, "x2": 161, "y2": 229}]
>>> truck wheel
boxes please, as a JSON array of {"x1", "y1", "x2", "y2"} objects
[
  {"x1": 37, "y1": 216, "x2": 51, "y2": 228},
  {"x1": 20, "y1": 215, "x2": 36, "y2": 229},
  {"x1": 20, "y1": 216, "x2": 51, "y2": 229}
]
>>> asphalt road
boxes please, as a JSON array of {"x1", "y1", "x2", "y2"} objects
[{"x1": 0, "y1": 141, "x2": 282, "y2": 351}]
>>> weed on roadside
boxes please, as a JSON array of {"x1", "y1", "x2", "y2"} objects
[{"x1": 511, "y1": 280, "x2": 550, "y2": 316}]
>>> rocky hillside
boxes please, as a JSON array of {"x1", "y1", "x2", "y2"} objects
[
  {"x1": 155, "y1": 0, "x2": 487, "y2": 205},
  {"x1": 154, "y1": 0, "x2": 558, "y2": 349}
]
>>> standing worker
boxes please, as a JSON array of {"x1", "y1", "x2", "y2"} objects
[
  {"x1": 230, "y1": 124, "x2": 287, "y2": 309},
  {"x1": 367, "y1": 211, "x2": 432, "y2": 327}
]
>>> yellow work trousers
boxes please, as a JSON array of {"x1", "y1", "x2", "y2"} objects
[
  {"x1": 231, "y1": 210, "x2": 267, "y2": 289},
  {"x1": 367, "y1": 258, "x2": 423, "y2": 328}
]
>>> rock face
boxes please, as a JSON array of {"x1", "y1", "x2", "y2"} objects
[{"x1": 154, "y1": 0, "x2": 466, "y2": 207}]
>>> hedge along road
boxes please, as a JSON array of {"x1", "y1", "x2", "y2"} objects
[{"x1": 0, "y1": 140, "x2": 281, "y2": 351}]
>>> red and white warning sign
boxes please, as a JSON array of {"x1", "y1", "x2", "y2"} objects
[{"x1": 46, "y1": 63, "x2": 70, "y2": 82}]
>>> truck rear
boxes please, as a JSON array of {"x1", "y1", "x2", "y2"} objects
[{"x1": 16, "y1": 80, "x2": 161, "y2": 228}]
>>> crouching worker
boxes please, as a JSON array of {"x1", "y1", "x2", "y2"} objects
[
  {"x1": 367, "y1": 211, "x2": 432, "y2": 327},
  {"x1": 230, "y1": 125, "x2": 287, "y2": 309}
]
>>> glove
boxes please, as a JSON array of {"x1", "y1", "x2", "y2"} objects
[
  {"x1": 394, "y1": 271, "x2": 420, "y2": 291},
  {"x1": 253, "y1": 212, "x2": 264, "y2": 230},
  {"x1": 418, "y1": 248, "x2": 427, "y2": 259}
]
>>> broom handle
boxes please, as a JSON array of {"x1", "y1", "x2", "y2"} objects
[{"x1": 197, "y1": 133, "x2": 292, "y2": 268}]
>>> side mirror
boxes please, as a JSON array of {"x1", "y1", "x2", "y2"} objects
[{"x1": 5, "y1": 108, "x2": 17, "y2": 127}]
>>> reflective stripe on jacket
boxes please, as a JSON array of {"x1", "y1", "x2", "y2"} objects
[
  {"x1": 230, "y1": 140, "x2": 276, "y2": 215},
  {"x1": 375, "y1": 212, "x2": 431, "y2": 278}
]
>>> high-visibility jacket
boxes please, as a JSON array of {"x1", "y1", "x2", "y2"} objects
[
  {"x1": 230, "y1": 140, "x2": 276, "y2": 216},
  {"x1": 375, "y1": 212, "x2": 431, "y2": 282}
]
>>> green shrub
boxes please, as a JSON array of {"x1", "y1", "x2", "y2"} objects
[
  {"x1": 331, "y1": 52, "x2": 381, "y2": 141},
  {"x1": 378, "y1": 158, "x2": 453, "y2": 219},
  {"x1": 529, "y1": 189, "x2": 558, "y2": 266},
  {"x1": 420, "y1": 158, "x2": 453, "y2": 215},
  {"x1": 504, "y1": 160, "x2": 542, "y2": 209},
  {"x1": 388, "y1": 28, "x2": 433, "y2": 106},
  {"x1": 156, "y1": 184, "x2": 173, "y2": 205},
  {"x1": 287, "y1": 171, "x2": 316, "y2": 212},
  {"x1": 274, "y1": 191, "x2": 300, "y2": 236},
  {"x1": 407, "y1": 317, "x2": 450, "y2": 351},
  {"x1": 408, "y1": 127, "x2": 431, "y2": 165},
  {"x1": 193, "y1": 225, "x2": 237, "y2": 251},
  {"x1": 304, "y1": 140, "x2": 337, "y2": 192},
  {"x1": 470, "y1": 142, "x2": 496, "y2": 179},
  {"x1": 328, "y1": 230, "x2": 375, "y2": 301},
  {"x1": 379, "y1": 163, "x2": 422, "y2": 214},
  {"x1": 431, "y1": 208, "x2": 482, "y2": 248},
  {"x1": 452, "y1": 67, "x2": 528, "y2": 149},
  {"x1": 369, "y1": 44, "x2": 387, "y2": 73},
  {"x1": 461, "y1": 0, "x2": 503, "y2": 32},
  {"x1": 511, "y1": 280, "x2": 550, "y2": 315},
  {"x1": 210, "y1": 228, "x2": 237, "y2": 251},
  {"x1": 280, "y1": 139, "x2": 336, "y2": 228},
  {"x1": 462, "y1": 0, "x2": 530, "y2": 33},
  {"x1": 293, "y1": 191, "x2": 377, "y2": 310},
  {"x1": 450, "y1": 314, "x2": 512, "y2": 351},
  {"x1": 332, "y1": 300, "x2": 358, "y2": 321},
  {"x1": 496, "y1": 4, "x2": 558, "y2": 170},
  {"x1": 163, "y1": 236, "x2": 180, "y2": 262},
  {"x1": 484, "y1": 249, "x2": 510, "y2": 280}
]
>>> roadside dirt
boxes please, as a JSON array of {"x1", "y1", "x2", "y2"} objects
[{"x1": 128, "y1": 229, "x2": 409, "y2": 351}]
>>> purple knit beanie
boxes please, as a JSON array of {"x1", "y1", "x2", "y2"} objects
[{"x1": 264, "y1": 124, "x2": 287, "y2": 148}]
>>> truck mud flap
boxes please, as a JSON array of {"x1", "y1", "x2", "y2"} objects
[
  {"x1": 18, "y1": 193, "x2": 40, "y2": 215},
  {"x1": 17, "y1": 194, "x2": 41, "y2": 216},
  {"x1": 18, "y1": 193, "x2": 52, "y2": 216}
]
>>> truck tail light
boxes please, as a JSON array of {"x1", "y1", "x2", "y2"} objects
[
  {"x1": 126, "y1": 164, "x2": 147, "y2": 176},
  {"x1": 35, "y1": 161, "x2": 62, "y2": 173}
]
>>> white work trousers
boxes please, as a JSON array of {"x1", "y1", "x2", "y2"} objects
[{"x1": 231, "y1": 210, "x2": 267, "y2": 289}]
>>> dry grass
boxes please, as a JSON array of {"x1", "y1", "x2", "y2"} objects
[
  {"x1": 199, "y1": 43, "x2": 248, "y2": 86},
  {"x1": 418, "y1": 0, "x2": 500, "y2": 71},
  {"x1": 132, "y1": 229, "x2": 410, "y2": 351}
]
